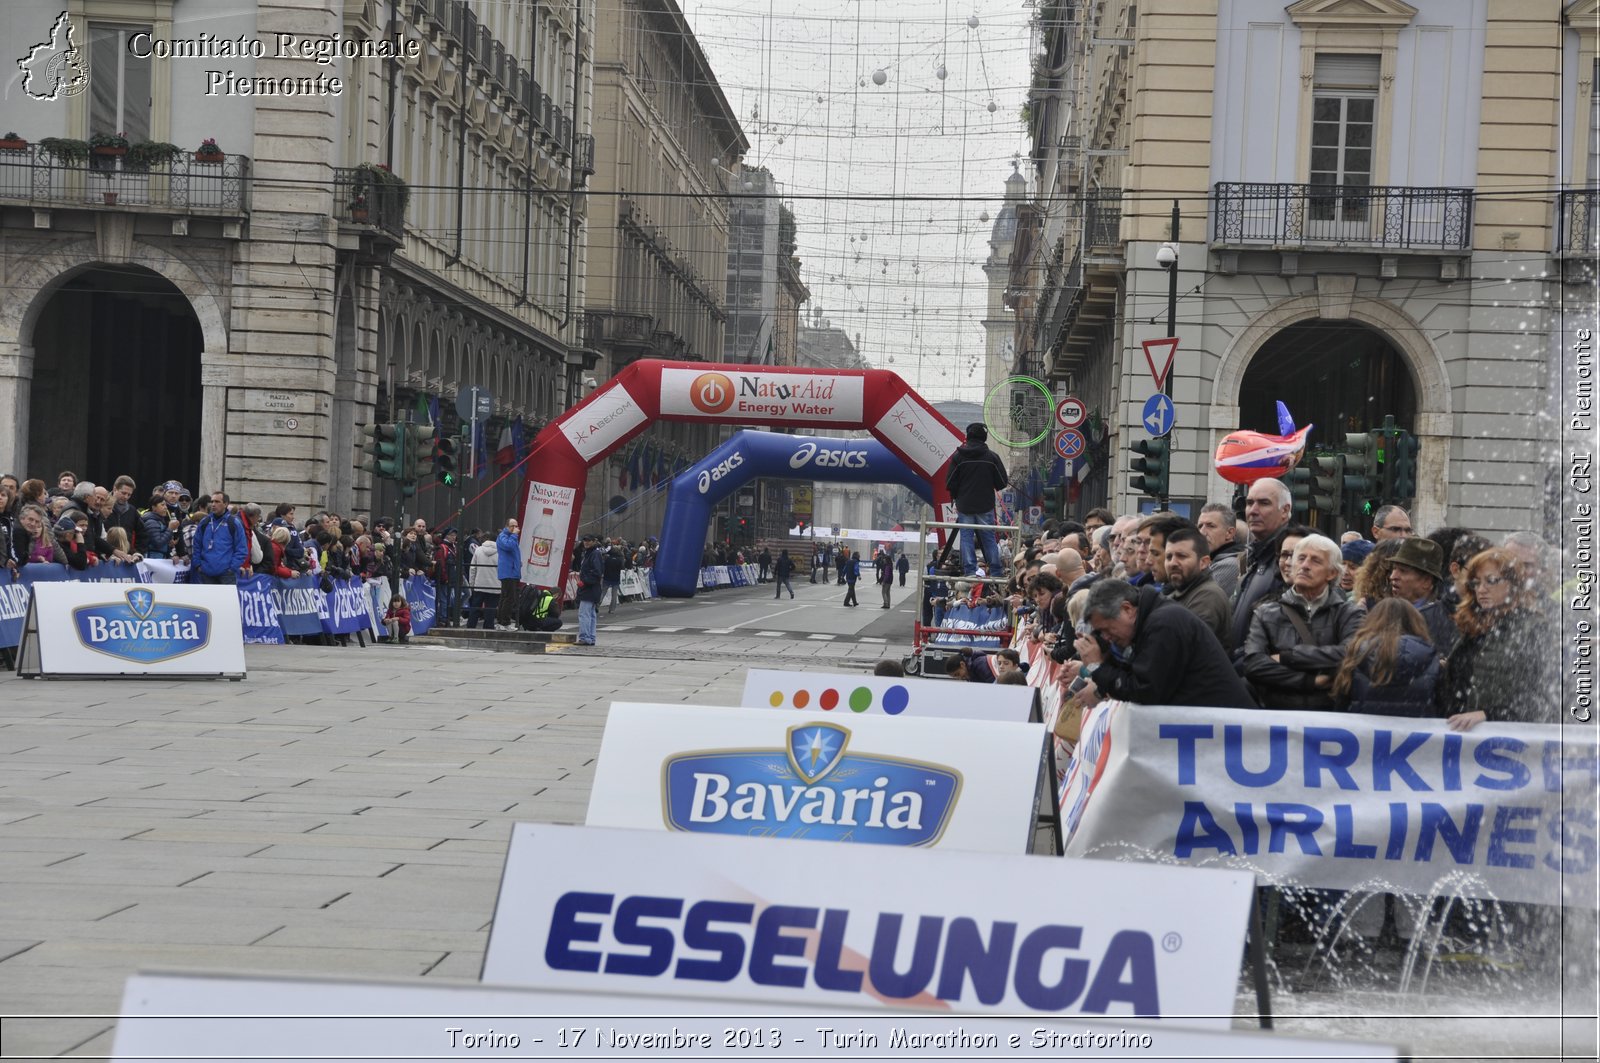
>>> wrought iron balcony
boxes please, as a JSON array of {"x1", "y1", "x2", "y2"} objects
[
  {"x1": 333, "y1": 166, "x2": 406, "y2": 241},
  {"x1": 1086, "y1": 189, "x2": 1122, "y2": 250},
  {"x1": 584, "y1": 310, "x2": 656, "y2": 350},
  {"x1": 0, "y1": 145, "x2": 248, "y2": 213},
  {"x1": 1557, "y1": 188, "x2": 1597, "y2": 256},
  {"x1": 1213, "y1": 182, "x2": 1472, "y2": 251}
]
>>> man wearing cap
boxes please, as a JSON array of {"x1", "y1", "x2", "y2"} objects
[
  {"x1": 1340, "y1": 537, "x2": 1374, "y2": 594},
  {"x1": 573, "y1": 532, "x2": 606, "y2": 645},
  {"x1": 1389, "y1": 536, "x2": 1459, "y2": 656},
  {"x1": 944, "y1": 422, "x2": 1009, "y2": 579}
]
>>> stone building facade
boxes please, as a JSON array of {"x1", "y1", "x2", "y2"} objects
[
  {"x1": 0, "y1": 0, "x2": 593, "y2": 531},
  {"x1": 1017, "y1": 0, "x2": 1587, "y2": 537},
  {"x1": 578, "y1": 0, "x2": 746, "y2": 543}
]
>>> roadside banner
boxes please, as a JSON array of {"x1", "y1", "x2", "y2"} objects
[
  {"x1": 741, "y1": 668, "x2": 1037, "y2": 722},
  {"x1": 17, "y1": 582, "x2": 245, "y2": 679},
  {"x1": 481, "y1": 823, "x2": 1255, "y2": 1024},
  {"x1": 403, "y1": 575, "x2": 437, "y2": 634},
  {"x1": 112, "y1": 970, "x2": 1402, "y2": 1060},
  {"x1": 586, "y1": 703, "x2": 1047, "y2": 853},
  {"x1": 1063, "y1": 704, "x2": 1598, "y2": 908}
]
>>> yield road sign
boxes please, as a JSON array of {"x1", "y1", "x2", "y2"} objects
[
  {"x1": 1141, "y1": 337, "x2": 1179, "y2": 391},
  {"x1": 1142, "y1": 393, "x2": 1175, "y2": 437},
  {"x1": 1055, "y1": 395, "x2": 1087, "y2": 429},
  {"x1": 1054, "y1": 429, "x2": 1087, "y2": 460}
]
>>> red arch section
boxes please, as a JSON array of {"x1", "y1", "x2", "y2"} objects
[{"x1": 514, "y1": 359, "x2": 965, "y2": 586}]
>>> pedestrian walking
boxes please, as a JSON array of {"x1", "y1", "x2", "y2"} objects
[
  {"x1": 773, "y1": 549, "x2": 795, "y2": 599},
  {"x1": 896, "y1": 551, "x2": 910, "y2": 586},
  {"x1": 574, "y1": 533, "x2": 605, "y2": 645},
  {"x1": 758, "y1": 546, "x2": 772, "y2": 584},
  {"x1": 602, "y1": 541, "x2": 624, "y2": 615},
  {"x1": 875, "y1": 549, "x2": 894, "y2": 609},
  {"x1": 842, "y1": 549, "x2": 860, "y2": 607}
]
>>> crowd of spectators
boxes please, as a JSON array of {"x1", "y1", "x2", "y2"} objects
[{"x1": 960, "y1": 491, "x2": 1562, "y2": 732}]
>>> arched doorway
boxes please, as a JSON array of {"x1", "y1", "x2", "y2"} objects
[
  {"x1": 27, "y1": 266, "x2": 202, "y2": 494},
  {"x1": 1239, "y1": 318, "x2": 1418, "y2": 533}
]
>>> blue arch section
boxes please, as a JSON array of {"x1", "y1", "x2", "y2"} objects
[{"x1": 655, "y1": 430, "x2": 935, "y2": 598}]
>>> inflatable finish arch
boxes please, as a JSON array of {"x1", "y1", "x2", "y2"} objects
[
  {"x1": 654, "y1": 430, "x2": 936, "y2": 597},
  {"x1": 515, "y1": 360, "x2": 964, "y2": 592}
]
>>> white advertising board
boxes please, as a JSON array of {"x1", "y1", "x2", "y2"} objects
[
  {"x1": 1063, "y1": 704, "x2": 1599, "y2": 908},
  {"x1": 19, "y1": 582, "x2": 245, "y2": 679},
  {"x1": 112, "y1": 970, "x2": 1401, "y2": 1061},
  {"x1": 519, "y1": 479, "x2": 578, "y2": 584},
  {"x1": 872, "y1": 393, "x2": 963, "y2": 476},
  {"x1": 586, "y1": 703, "x2": 1045, "y2": 853},
  {"x1": 741, "y1": 668, "x2": 1037, "y2": 722},
  {"x1": 660, "y1": 367, "x2": 865, "y2": 424},
  {"x1": 556, "y1": 383, "x2": 649, "y2": 462},
  {"x1": 481, "y1": 823, "x2": 1256, "y2": 1025}
]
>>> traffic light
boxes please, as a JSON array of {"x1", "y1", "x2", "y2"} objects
[
  {"x1": 1284, "y1": 463, "x2": 1313, "y2": 520},
  {"x1": 436, "y1": 436, "x2": 458, "y2": 487},
  {"x1": 1310, "y1": 453, "x2": 1343, "y2": 512},
  {"x1": 1042, "y1": 484, "x2": 1064, "y2": 520},
  {"x1": 1390, "y1": 430, "x2": 1417, "y2": 500},
  {"x1": 359, "y1": 423, "x2": 403, "y2": 480},
  {"x1": 397, "y1": 422, "x2": 433, "y2": 497},
  {"x1": 1128, "y1": 437, "x2": 1170, "y2": 499},
  {"x1": 1343, "y1": 431, "x2": 1381, "y2": 496}
]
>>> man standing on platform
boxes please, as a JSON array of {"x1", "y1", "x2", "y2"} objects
[{"x1": 945, "y1": 422, "x2": 1008, "y2": 578}]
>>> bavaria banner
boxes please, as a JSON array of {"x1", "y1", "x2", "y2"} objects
[
  {"x1": 1062, "y1": 705, "x2": 1598, "y2": 908},
  {"x1": 20, "y1": 583, "x2": 245, "y2": 678},
  {"x1": 586, "y1": 703, "x2": 1047, "y2": 852},
  {"x1": 481, "y1": 823, "x2": 1256, "y2": 1024}
]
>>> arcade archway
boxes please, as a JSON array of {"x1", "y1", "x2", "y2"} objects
[
  {"x1": 517, "y1": 360, "x2": 964, "y2": 593},
  {"x1": 27, "y1": 266, "x2": 202, "y2": 493}
]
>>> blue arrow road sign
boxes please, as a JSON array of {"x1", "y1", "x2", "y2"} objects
[{"x1": 1142, "y1": 393, "x2": 1175, "y2": 437}]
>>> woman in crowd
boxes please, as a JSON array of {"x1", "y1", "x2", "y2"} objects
[
  {"x1": 266, "y1": 527, "x2": 298, "y2": 579},
  {"x1": 12, "y1": 503, "x2": 64, "y2": 566},
  {"x1": 142, "y1": 494, "x2": 174, "y2": 559},
  {"x1": 1275, "y1": 523, "x2": 1315, "y2": 586},
  {"x1": 1440, "y1": 548, "x2": 1551, "y2": 728},
  {"x1": 19, "y1": 479, "x2": 47, "y2": 511},
  {"x1": 103, "y1": 526, "x2": 141, "y2": 565},
  {"x1": 1353, "y1": 539, "x2": 1403, "y2": 610},
  {"x1": 1331, "y1": 598, "x2": 1441, "y2": 717}
]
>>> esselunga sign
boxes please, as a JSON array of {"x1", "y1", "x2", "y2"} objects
[
  {"x1": 481, "y1": 823, "x2": 1256, "y2": 1023},
  {"x1": 586, "y1": 703, "x2": 1046, "y2": 853}
]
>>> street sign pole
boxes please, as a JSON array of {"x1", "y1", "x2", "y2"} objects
[{"x1": 1160, "y1": 199, "x2": 1179, "y2": 510}]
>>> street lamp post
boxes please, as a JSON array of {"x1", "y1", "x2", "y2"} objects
[{"x1": 1155, "y1": 199, "x2": 1179, "y2": 511}]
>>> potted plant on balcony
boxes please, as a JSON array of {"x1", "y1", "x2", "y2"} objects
[
  {"x1": 126, "y1": 139, "x2": 181, "y2": 171},
  {"x1": 38, "y1": 137, "x2": 88, "y2": 165},
  {"x1": 0, "y1": 132, "x2": 27, "y2": 151},
  {"x1": 193, "y1": 137, "x2": 224, "y2": 164},
  {"x1": 89, "y1": 131, "x2": 129, "y2": 158},
  {"x1": 351, "y1": 162, "x2": 409, "y2": 225},
  {"x1": 349, "y1": 191, "x2": 369, "y2": 223}
]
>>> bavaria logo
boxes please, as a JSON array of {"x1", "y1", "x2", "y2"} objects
[
  {"x1": 663, "y1": 722, "x2": 961, "y2": 846},
  {"x1": 72, "y1": 588, "x2": 211, "y2": 663}
]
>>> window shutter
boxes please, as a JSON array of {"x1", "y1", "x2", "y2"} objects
[{"x1": 1313, "y1": 54, "x2": 1380, "y2": 90}]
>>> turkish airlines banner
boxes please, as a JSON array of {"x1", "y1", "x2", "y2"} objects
[{"x1": 1063, "y1": 704, "x2": 1598, "y2": 908}]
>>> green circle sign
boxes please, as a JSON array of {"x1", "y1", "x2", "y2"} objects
[{"x1": 983, "y1": 376, "x2": 1054, "y2": 449}]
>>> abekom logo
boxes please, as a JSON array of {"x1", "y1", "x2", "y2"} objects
[
  {"x1": 662, "y1": 721, "x2": 960, "y2": 846},
  {"x1": 689, "y1": 372, "x2": 735, "y2": 414},
  {"x1": 72, "y1": 588, "x2": 211, "y2": 664}
]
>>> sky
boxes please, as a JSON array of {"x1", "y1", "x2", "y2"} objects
[{"x1": 677, "y1": 0, "x2": 1036, "y2": 404}]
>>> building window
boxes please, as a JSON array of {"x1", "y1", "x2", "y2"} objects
[
  {"x1": 88, "y1": 23, "x2": 152, "y2": 141},
  {"x1": 1309, "y1": 54, "x2": 1378, "y2": 222},
  {"x1": 1589, "y1": 58, "x2": 1599, "y2": 188}
]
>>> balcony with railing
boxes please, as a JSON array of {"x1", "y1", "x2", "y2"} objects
[
  {"x1": 1212, "y1": 182, "x2": 1472, "y2": 251},
  {"x1": 333, "y1": 166, "x2": 406, "y2": 241},
  {"x1": 1557, "y1": 188, "x2": 1597, "y2": 257},
  {"x1": 0, "y1": 145, "x2": 249, "y2": 214}
]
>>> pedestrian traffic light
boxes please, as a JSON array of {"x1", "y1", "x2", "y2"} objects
[
  {"x1": 1390, "y1": 430, "x2": 1418, "y2": 500},
  {"x1": 1311, "y1": 453, "x2": 1343, "y2": 512},
  {"x1": 1343, "y1": 431, "x2": 1381, "y2": 496},
  {"x1": 436, "y1": 436, "x2": 458, "y2": 487},
  {"x1": 359, "y1": 423, "x2": 403, "y2": 480},
  {"x1": 1128, "y1": 437, "x2": 1170, "y2": 499}
]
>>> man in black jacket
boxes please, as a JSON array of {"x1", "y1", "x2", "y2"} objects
[
  {"x1": 1229, "y1": 477, "x2": 1294, "y2": 652},
  {"x1": 1072, "y1": 579, "x2": 1255, "y2": 708},
  {"x1": 944, "y1": 422, "x2": 1009, "y2": 578},
  {"x1": 1242, "y1": 533, "x2": 1364, "y2": 710}
]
